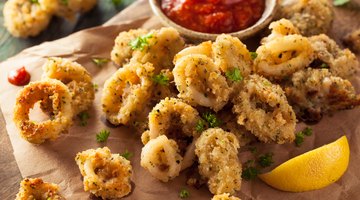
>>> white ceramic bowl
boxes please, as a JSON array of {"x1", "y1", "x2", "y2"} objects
[{"x1": 149, "y1": 0, "x2": 277, "y2": 41}]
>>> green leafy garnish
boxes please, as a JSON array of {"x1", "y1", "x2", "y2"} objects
[
  {"x1": 202, "y1": 112, "x2": 221, "y2": 128},
  {"x1": 303, "y1": 127, "x2": 313, "y2": 136},
  {"x1": 112, "y1": 0, "x2": 122, "y2": 6},
  {"x1": 250, "y1": 52, "x2": 258, "y2": 60},
  {"x1": 152, "y1": 73, "x2": 169, "y2": 85},
  {"x1": 93, "y1": 83, "x2": 98, "y2": 92},
  {"x1": 121, "y1": 149, "x2": 133, "y2": 160},
  {"x1": 257, "y1": 153, "x2": 274, "y2": 168},
  {"x1": 248, "y1": 146, "x2": 257, "y2": 154},
  {"x1": 242, "y1": 160, "x2": 260, "y2": 180},
  {"x1": 92, "y1": 57, "x2": 110, "y2": 67},
  {"x1": 295, "y1": 132, "x2": 305, "y2": 147},
  {"x1": 96, "y1": 129, "x2": 110, "y2": 142},
  {"x1": 225, "y1": 68, "x2": 243, "y2": 82},
  {"x1": 78, "y1": 111, "x2": 90, "y2": 126},
  {"x1": 333, "y1": 0, "x2": 350, "y2": 6},
  {"x1": 195, "y1": 119, "x2": 206, "y2": 132},
  {"x1": 129, "y1": 33, "x2": 153, "y2": 51},
  {"x1": 60, "y1": 0, "x2": 68, "y2": 5},
  {"x1": 320, "y1": 63, "x2": 329, "y2": 68},
  {"x1": 179, "y1": 188, "x2": 190, "y2": 199},
  {"x1": 30, "y1": 0, "x2": 39, "y2": 4}
]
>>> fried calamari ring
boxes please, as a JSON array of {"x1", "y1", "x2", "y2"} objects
[
  {"x1": 15, "y1": 178, "x2": 64, "y2": 200},
  {"x1": 232, "y1": 75, "x2": 296, "y2": 144},
  {"x1": 3, "y1": 0, "x2": 52, "y2": 38},
  {"x1": 130, "y1": 27, "x2": 185, "y2": 73},
  {"x1": 141, "y1": 135, "x2": 183, "y2": 182},
  {"x1": 285, "y1": 68, "x2": 360, "y2": 122},
  {"x1": 254, "y1": 34, "x2": 314, "y2": 79},
  {"x1": 102, "y1": 62, "x2": 154, "y2": 125},
  {"x1": 195, "y1": 128, "x2": 241, "y2": 195},
  {"x1": 309, "y1": 34, "x2": 358, "y2": 79},
  {"x1": 75, "y1": 147, "x2": 132, "y2": 199},
  {"x1": 173, "y1": 41, "x2": 213, "y2": 63},
  {"x1": 42, "y1": 57, "x2": 94, "y2": 115},
  {"x1": 173, "y1": 54, "x2": 231, "y2": 111},
  {"x1": 13, "y1": 79, "x2": 73, "y2": 144},
  {"x1": 40, "y1": 0, "x2": 97, "y2": 20},
  {"x1": 111, "y1": 29, "x2": 149, "y2": 66},
  {"x1": 212, "y1": 193, "x2": 241, "y2": 200},
  {"x1": 261, "y1": 19, "x2": 300, "y2": 44}
]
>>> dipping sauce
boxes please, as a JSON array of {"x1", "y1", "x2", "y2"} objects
[
  {"x1": 8, "y1": 66, "x2": 31, "y2": 86},
  {"x1": 161, "y1": 0, "x2": 265, "y2": 34}
]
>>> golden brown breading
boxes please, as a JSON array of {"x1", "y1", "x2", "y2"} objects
[
  {"x1": 278, "y1": 0, "x2": 334, "y2": 36},
  {"x1": 42, "y1": 57, "x2": 95, "y2": 115},
  {"x1": 285, "y1": 68, "x2": 360, "y2": 122},
  {"x1": 344, "y1": 29, "x2": 360, "y2": 53},
  {"x1": 212, "y1": 193, "x2": 241, "y2": 200},
  {"x1": 13, "y1": 79, "x2": 73, "y2": 144},
  {"x1": 232, "y1": 75, "x2": 296, "y2": 144},
  {"x1": 15, "y1": 178, "x2": 64, "y2": 200},
  {"x1": 261, "y1": 19, "x2": 300, "y2": 44},
  {"x1": 309, "y1": 34, "x2": 358, "y2": 79},
  {"x1": 40, "y1": 0, "x2": 97, "y2": 20},
  {"x1": 195, "y1": 128, "x2": 241, "y2": 195},
  {"x1": 75, "y1": 147, "x2": 132, "y2": 199}
]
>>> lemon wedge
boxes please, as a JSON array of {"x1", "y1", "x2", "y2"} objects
[{"x1": 258, "y1": 136, "x2": 350, "y2": 192}]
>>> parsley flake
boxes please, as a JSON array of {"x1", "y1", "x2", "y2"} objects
[
  {"x1": 257, "y1": 153, "x2": 274, "y2": 168},
  {"x1": 92, "y1": 57, "x2": 110, "y2": 67},
  {"x1": 179, "y1": 188, "x2": 190, "y2": 199},
  {"x1": 295, "y1": 132, "x2": 305, "y2": 147},
  {"x1": 303, "y1": 127, "x2": 313, "y2": 136},
  {"x1": 96, "y1": 129, "x2": 110, "y2": 143},
  {"x1": 333, "y1": 0, "x2": 350, "y2": 6},
  {"x1": 112, "y1": 0, "x2": 122, "y2": 6},
  {"x1": 121, "y1": 149, "x2": 133, "y2": 160},
  {"x1": 195, "y1": 119, "x2": 206, "y2": 132},
  {"x1": 30, "y1": 0, "x2": 39, "y2": 4},
  {"x1": 320, "y1": 63, "x2": 329, "y2": 68},
  {"x1": 242, "y1": 165, "x2": 259, "y2": 180},
  {"x1": 250, "y1": 52, "x2": 258, "y2": 60},
  {"x1": 60, "y1": 0, "x2": 68, "y2": 5},
  {"x1": 78, "y1": 111, "x2": 90, "y2": 126},
  {"x1": 248, "y1": 146, "x2": 257, "y2": 154},
  {"x1": 202, "y1": 112, "x2": 221, "y2": 128},
  {"x1": 152, "y1": 73, "x2": 169, "y2": 85},
  {"x1": 225, "y1": 68, "x2": 243, "y2": 82},
  {"x1": 93, "y1": 83, "x2": 98, "y2": 92},
  {"x1": 129, "y1": 33, "x2": 153, "y2": 51}
]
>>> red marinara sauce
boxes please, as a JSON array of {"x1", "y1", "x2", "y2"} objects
[
  {"x1": 161, "y1": 0, "x2": 265, "y2": 34},
  {"x1": 8, "y1": 66, "x2": 31, "y2": 86}
]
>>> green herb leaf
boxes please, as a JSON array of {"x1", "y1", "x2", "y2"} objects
[
  {"x1": 303, "y1": 127, "x2": 313, "y2": 136},
  {"x1": 333, "y1": 0, "x2": 350, "y2": 6},
  {"x1": 60, "y1": 0, "x2": 68, "y2": 5},
  {"x1": 152, "y1": 73, "x2": 169, "y2": 85},
  {"x1": 92, "y1": 58, "x2": 110, "y2": 67},
  {"x1": 179, "y1": 188, "x2": 190, "y2": 199},
  {"x1": 78, "y1": 111, "x2": 90, "y2": 126},
  {"x1": 225, "y1": 68, "x2": 243, "y2": 82},
  {"x1": 195, "y1": 119, "x2": 206, "y2": 132},
  {"x1": 295, "y1": 132, "x2": 305, "y2": 147},
  {"x1": 250, "y1": 52, "x2": 258, "y2": 60},
  {"x1": 93, "y1": 83, "x2": 98, "y2": 92},
  {"x1": 257, "y1": 153, "x2": 274, "y2": 168},
  {"x1": 30, "y1": 0, "x2": 39, "y2": 4},
  {"x1": 112, "y1": 0, "x2": 122, "y2": 6},
  {"x1": 121, "y1": 149, "x2": 133, "y2": 160},
  {"x1": 96, "y1": 129, "x2": 110, "y2": 142},
  {"x1": 242, "y1": 166, "x2": 259, "y2": 180},
  {"x1": 129, "y1": 33, "x2": 153, "y2": 51},
  {"x1": 248, "y1": 146, "x2": 257, "y2": 154},
  {"x1": 320, "y1": 63, "x2": 329, "y2": 68},
  {"x1": 202, "y1": 112, "x2": 221, "y2": 128}
]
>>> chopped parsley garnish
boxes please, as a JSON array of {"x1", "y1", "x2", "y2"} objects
[
  {"x1": 242, "y1": 160, "x2": 260, "y2": 180},
  {"x1": 92, "y1": 57, "x2": 110, "y2": 67},
  {"x1": 93, "y1": 83, "x2": 98, "y2": 92},
  {"x1": 129, "y1": 33, "x2": 153, "y2": 51},
  {"x1": 320, "y1": 63, "x2": 329, "y2": 68},
  {"x1": 152, "y1": 73, "x2": 169, "y2": 85},
  {"x1": 121, "y1": 150, "x2": 133, "y2": 160},
  {"x1": 112, "y1": 0, "x2": 122, "y2": 6},
  {"x1": 248, "y1": 146, "x2": 257, "y2": 154},
  {"x1": 30, "y1": 0, "x2": 39, "y2": 4},
  {"x1": 179, "y1": 188, "x2": 190, "y2": 198},
  {"x1": 202, "y1": 112, "x2": 221, "y2": 128},
  {"x1": 225, "y1": 68, "x2": 243, "y2": 82},
  {"x1": 295, "y1": 132, "x2": 305, "y2": 147},
  {"x1": 257, "y1": 153, "x2": 274, "y2": 168},
  {"x1": 333, "y1": 0, "x2": 350, "y2": 6},
  {"x1": 96, "y1": 129, "x2": 110, "y2": 142},
  {"x1": 195, "y1": 119, "x2": 206, "y2": 132},
  {"x1": 78, "y1": 111, "x2": 90, "y2": 126},
  {"x1": 303, "y1": 127, "x2": 313, "y2": 136},
  {"x1": 60, "y1": 0, "x2": 68, "y2": 5},
  {"x1": 250, "y1": 52, "x2": 258, "y2": 60}
]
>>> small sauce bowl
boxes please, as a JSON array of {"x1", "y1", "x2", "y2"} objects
[{"x1": 149, "y1": 0, "x2": 277, "y2": 41}]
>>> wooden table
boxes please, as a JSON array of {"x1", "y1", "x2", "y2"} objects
[{"x1": 0, "y1": 1, "x2": 134, "y2": 198}]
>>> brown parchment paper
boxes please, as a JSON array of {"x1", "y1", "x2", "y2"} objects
[{"x1": 1, "y1": 0, "x2": 360, "y2": 199}]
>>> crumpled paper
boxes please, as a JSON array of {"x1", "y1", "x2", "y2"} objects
[{"x1": 0, "y1": 0, "x2": 360, "y2": 199}]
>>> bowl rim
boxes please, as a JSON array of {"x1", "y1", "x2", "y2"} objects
[{"x1": 149, "y1": 0, "x2": 277, "y2": 41}]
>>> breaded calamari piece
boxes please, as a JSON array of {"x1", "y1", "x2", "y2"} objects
[
  {"x1": 309, "y1": 34, "x2": 358, "y2": 79},
  {"x1": 212, "y1": 193, "x2": 241, "y2": 200},
  {"x1": 16, "y1": 178, "x2": 64, "y2": 200},
  {"x1": 195, "y1": 128, "x2": 241, "y2": 195},
  {"x1": 232, "y1": 75, "x2": 296, "y2": 144},
  {"x1": 13, "y1": 79, "x2": 73, "y2": 144},
  {"x1": 3, "y1": 0, "x2": 52, "y2": 38},
  {"x1": 285, "y1": 68, "x2": 360, "y2": 122},
  {"x1": 278, "y1": 0, "x2": 334, "y2": 36},
  {"x1": 261, "y1": 18, "x2": 300, "y2": 44},
  {"x1": 42, "y1": 57, "x2": 95, "y2": 115},
  {"x1": 75, "y1": 147, "x2": 132, "y2": 199}
]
